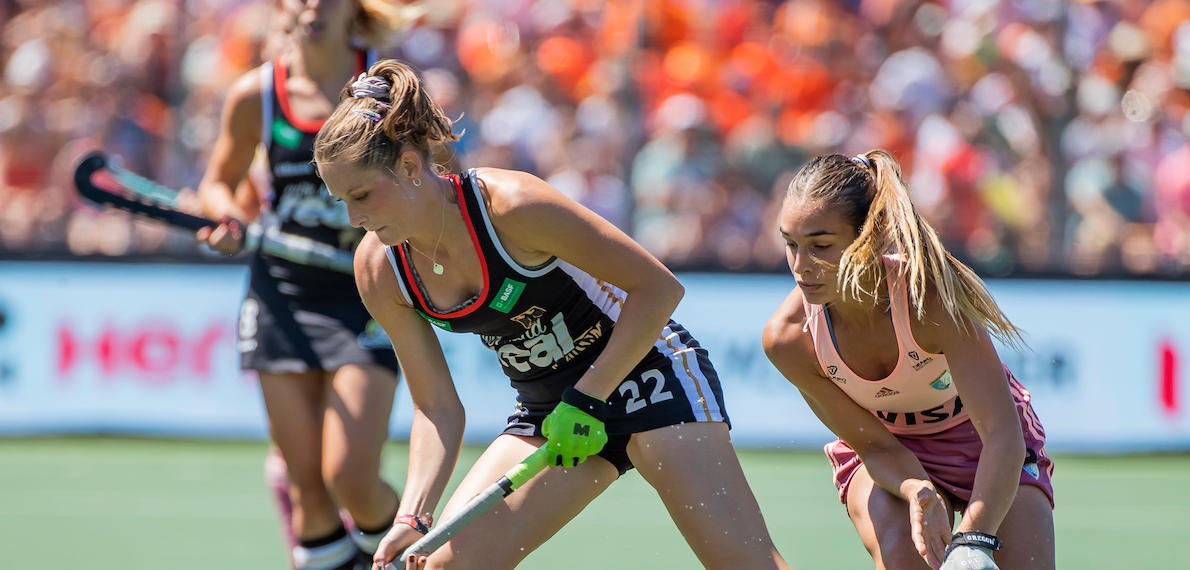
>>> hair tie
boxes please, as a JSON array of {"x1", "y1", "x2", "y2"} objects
[
  {"x1": 852, "y1": 154, "x2": 872, "y2": 169},
  {"x1": 352, "y1": 109, "x2": 383, "y2": 122},
  {"x1": 351, "y1": 74, "x2": 391, "y2": 102}
]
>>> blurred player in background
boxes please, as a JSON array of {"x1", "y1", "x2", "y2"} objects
[
  {"x1": 313, "y1": 59, "x2": 793, "y2": 570},
  {"x1": 763, "y1": 151, "x2": 1055, "y2": 570},
  {"x1": 195, "y1": 1, "x2": 420, "y2": 568}
]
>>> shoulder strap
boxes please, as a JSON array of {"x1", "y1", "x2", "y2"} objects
[
  {"x1": 455, "y1": 169, "x2": 502, "y2": 261},
  {"x1": 260, "y1": 60, "x2": 274, "y2": 149},
  {"x1": 459, "y1": 169, "x2": 559, "y2": 278},
  {"x1": 882, "y1": 255, "x2": 922, "y2": 355},
  {"x1": 383, "y1": 244, "x2": 416, "y2": 306}
]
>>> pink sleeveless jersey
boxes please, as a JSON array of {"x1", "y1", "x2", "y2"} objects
[{"x1": 803, "y1": 256, "x2": 968, "y2": 436}]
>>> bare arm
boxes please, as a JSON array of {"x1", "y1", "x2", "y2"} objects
[
  {"x1": 483, "y1": 169, "x2": 684, "y2": 400},
  {"x1": 763, "y1": 288, "x2": 953, "y2": 567},
  {"x1": 355, "y1": 233, "x2": 465, "y2": 521},
  {"x1": 762, "y1": 289, "x2": 939, "y2": 499},
  {"x1": 917, "y1": 292, "x2": 1025, "y2": 536},
  {"x1": 197, "y1": 69, "x2": 264, "y2": 245}
]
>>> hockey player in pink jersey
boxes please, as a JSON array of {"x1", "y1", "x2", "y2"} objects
[{"x1": 764, "y1": 150, "x2": 1054, "y2": 570}]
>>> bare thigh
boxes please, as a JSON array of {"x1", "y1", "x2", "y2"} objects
[
  {"x1": 846, "y1": 464, "x2": 955, "y2": 570},
  {"x1": 627, "y1": 422, "x2": 792, "y2": 570},
  {"x1": 425, "y1": 435, "x2": 618, "y2": 570},
  {"x1": 260, "y1": 371, "x2": 339, "y2": 538},
  {"x1": 990, "y1": 485, "x2": 1054, "y2": 570},
  {"x1": 321, "y1": 364, "x2": 400, "y2": 528}
]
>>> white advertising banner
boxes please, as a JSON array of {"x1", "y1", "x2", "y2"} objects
[
  {"x1": 0, "y1": 262, "x2": 1186, "y2": 451},
  {"x1": 0, "y1": 263, "x2": 262, "y2": 437}
]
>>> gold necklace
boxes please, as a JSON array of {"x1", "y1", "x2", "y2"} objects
[{"x1": 407, "y1": 187, "x2": 447, "y2": 275}]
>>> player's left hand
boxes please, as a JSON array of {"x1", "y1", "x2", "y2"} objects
[
  {"x1": 908, "y1": 481, "x2": 951, "y2": 569},
  {"x1": 541, "y1": 387, "x2": 608, "y2": 468},
  {"x1": 939, "y1": 532, "x2": 1002, "y2": 570}
]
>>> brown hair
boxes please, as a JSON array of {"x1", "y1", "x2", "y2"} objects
[
  {"x1": 785, "y1": 150, "x2": 1025, "y2": 347},
  {"x1": 313, "y1": 59, "x2": 458, "y2": 172},
  {"x1": 352, "y1": 0, "x2": 425, "y2": 48}
]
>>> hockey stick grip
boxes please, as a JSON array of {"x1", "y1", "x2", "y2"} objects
[{"x1": 387, "y1": 447, "x2": 551, "y2": 569}]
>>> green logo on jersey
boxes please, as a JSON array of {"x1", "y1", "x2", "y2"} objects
[
  {"x1": 272, "y1": 118, "x2": 303, "y2": 149},
  {"x1": 930, "y1": 370, "x2": 953, "y2": 390},
  {"x1": 488, "y1": 278, "x2": 526, "y2": 314},
  {"x1": 416, "y1": 309, "x2": 452, "y2": 331}
]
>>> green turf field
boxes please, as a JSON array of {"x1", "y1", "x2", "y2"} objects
[{"x1": 1, "y1": 438, "x2": 1186, "y2": 569}]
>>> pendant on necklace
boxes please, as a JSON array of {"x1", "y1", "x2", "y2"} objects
[{"x1": 433, "y1": 263, "x2": 444, "y2": 275}]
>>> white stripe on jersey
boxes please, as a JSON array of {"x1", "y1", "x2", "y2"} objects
[
  {"x1": 464, "y1": 171, "x2": 559, "y2": 277},
  {"x1": 384, "y1": 246, "x2": 415, "y2": 306},
  {"x1": 557, "y1": 260, "x2": 623, "y2": 322},
  {"x1": 655, "y1": 323, "x2": 722, "y2": 422}
]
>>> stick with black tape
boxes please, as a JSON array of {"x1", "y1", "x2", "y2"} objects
[
  {"x1": 73, "y1": 151, "x2": 354, "y2": 274},
  {"x1": 386, "y1": 447, "x2": 551, "y2": 569}
]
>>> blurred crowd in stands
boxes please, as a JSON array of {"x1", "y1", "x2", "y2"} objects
[{"x1": 2, "y1": 0, "x2": 1188, "y2": 276}]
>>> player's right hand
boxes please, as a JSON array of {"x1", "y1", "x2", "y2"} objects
[
  {"x1": 908, "y1": 481, "x2": 951, "y2": 569},
  {"x1": 541, "y1": 387, "x2": 608, "y2": 468},
  {"x1": 372, "y1": 524, "x2": 428, "y2": 570},
  {"x1": 196, "y1": 216, "x2": 245, "y2": 254}
]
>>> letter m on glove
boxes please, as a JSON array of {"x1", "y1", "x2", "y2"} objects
[{"x1": 573, "y1": 423, "x2": 590, "y2": 436}]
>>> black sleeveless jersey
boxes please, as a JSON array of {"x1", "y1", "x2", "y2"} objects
[
  {"x1": 385, "y1": 170, "x2": 731, "y2": 428},
  {"x1": 384, "y1": 170, "x2": 632, "y2": 399},
  {"x1": 255, "y1": 51, "x2": 373, "y2": 302}
]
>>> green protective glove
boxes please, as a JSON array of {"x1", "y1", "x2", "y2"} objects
[
  {"x1": 541, "y1": 387, "x2": 609, "y2": 468},
  {"x1": 940, "y1": 533, "x2": 1001, "y2": 570}
]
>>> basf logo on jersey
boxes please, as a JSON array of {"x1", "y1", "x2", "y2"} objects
[{"x1": 0, "y1": 262, "x2": 268, "y2": 438}]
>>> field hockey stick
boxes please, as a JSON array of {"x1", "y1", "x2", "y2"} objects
[
  {"x1": 74, "y1": 152, "x2": 354, "y2": 274},
  {"x1": 386, "y1": 447, "x2": 551, "y2": 569}
]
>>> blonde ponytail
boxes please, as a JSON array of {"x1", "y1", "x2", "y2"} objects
[{"x1": 787, "y1": 151, "x2": 1025, "y2": 348}]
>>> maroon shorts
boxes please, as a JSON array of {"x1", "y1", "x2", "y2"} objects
[{"x1": 825, "y1": 380, "x2": 1055, "y2": 509}]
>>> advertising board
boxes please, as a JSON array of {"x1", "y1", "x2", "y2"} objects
[{"x1": 1, "y1": 263, "x2": 1185, "y2": 451}]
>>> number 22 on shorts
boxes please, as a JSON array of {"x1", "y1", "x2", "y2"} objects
[{"x1": 618, "y1": 369, "x2": 674, "y2": 413}]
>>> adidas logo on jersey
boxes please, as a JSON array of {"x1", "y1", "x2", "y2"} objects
[{"x1": 874, "y1": 387, "x2": 900, "y2": 398}]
